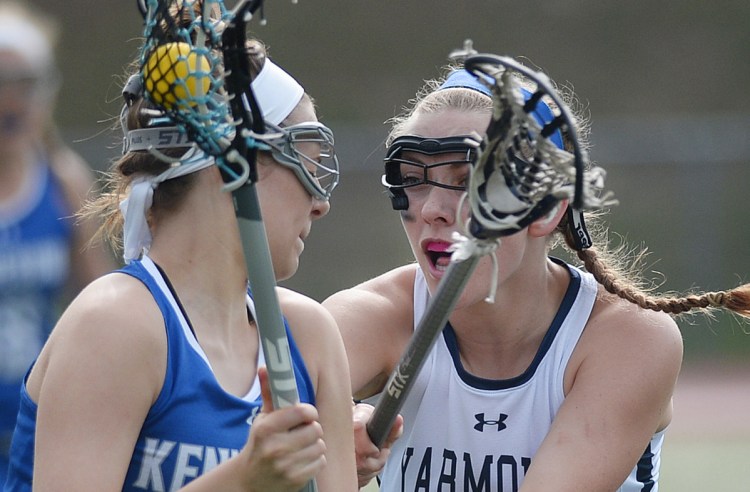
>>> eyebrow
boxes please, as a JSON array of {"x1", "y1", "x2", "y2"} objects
[{"x1": 398, "y1": 153, "x2": 472, "y2": 167}]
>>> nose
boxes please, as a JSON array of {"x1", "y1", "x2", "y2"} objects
[
  {"x1": 419, "y1": 186, "x2": 461, "y2": 226},
  {"x1": 311, "y1": 196, "x2": 331, "y2": 220}
]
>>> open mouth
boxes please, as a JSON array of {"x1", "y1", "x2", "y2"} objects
[{"x1": 424, "y1": 241, "x2": 453, "y2": 272}]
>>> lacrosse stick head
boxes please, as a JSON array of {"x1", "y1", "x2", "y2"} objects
[
  {"x1": 462, "y1": 54, "x2": 614, "y2": 248},
  {"x1": 117, "y1": 0, "x2": 340, "y2": 264},
  {"x1": 131, "y1": 0, "x2": 339, "y2": 197},
  {"x1": 138, "y1": 0, "x2": 238, "y2": 157}
]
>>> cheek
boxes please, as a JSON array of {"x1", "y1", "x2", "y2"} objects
[
  {"x1": 400, "y1": 210, "x2": 415, "y2": 222},
  {"x1": 0, "y1": 100, "x2": 35, "y2": 136},
  {"x1": 493, "y1": 236, "x2": 527, "y2": 277}
]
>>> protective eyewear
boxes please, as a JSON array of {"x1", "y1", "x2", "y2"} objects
[
  {"x1": 257, "y1": 121, "x2": 339, "y2": 201},
  {"x1": 382, "y1": 135, "x2": 480, "y2": 210}
]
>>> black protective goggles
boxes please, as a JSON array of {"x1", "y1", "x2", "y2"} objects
[{"x1": 382, "y1": 135, "x2": 481, "y2": 210}]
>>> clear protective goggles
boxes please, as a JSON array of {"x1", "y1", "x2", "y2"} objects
[
  {"x1": 382, "y1": 135, "x2": 480, "y2": 210},
  {"x1": 255, "y1": 121, "x2": 339, "y2": 201},
  {"x1": 119, "y1": 73, "x2": 339, "y2": 200},
  {"x1": 121, "y1": 107, "x2": 340, "y2": 201}
]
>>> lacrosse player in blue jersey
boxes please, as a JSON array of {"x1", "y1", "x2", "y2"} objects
[
  {"x1": 0, "y1": 3, "x2": 114, "y2": 486},
  {"x1": 4, "y1": 35, "x2": 357, "y2": 492},
  {"x1": 326, "y1": 61, "x2": 750, "y2": 491}
]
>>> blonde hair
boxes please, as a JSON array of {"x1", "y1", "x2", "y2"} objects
[{"x1": 390, "y1": 62, "x2": 750, "y2": 322}]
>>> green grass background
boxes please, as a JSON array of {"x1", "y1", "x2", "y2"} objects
[
  {"x1": 359, "y1": 431, "x2": 750, "y2": 491},
  {"x1": 661, "y1": 438, "x2": 750, "y2": 492}
]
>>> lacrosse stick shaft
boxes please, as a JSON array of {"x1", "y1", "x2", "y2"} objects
[
  {"x1": 233, "y1": 185, "x2": 318, "y2": 492},
  {"x1": 366, "y1": 254, "x2": 481, "y2": 447},
  {"x1": 233, "y1": 184, "x2": 301, "y2": 408}
]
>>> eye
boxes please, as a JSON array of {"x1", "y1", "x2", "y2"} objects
[
  {"x1": 398, "y1": 162, "x2": 425, "y2": 187},
  {"x1": 457, "y1": 171, "x2": 470, "y2": 189},
  {"x1": 401, "y1": 173, "x2": 423, "y2": 186},
  {"x1": 401, "y1": 169, "x2": 428, "y2": 187},
  {"x1": 301, "y1": 158, "x2": 320, "y2": 178}
]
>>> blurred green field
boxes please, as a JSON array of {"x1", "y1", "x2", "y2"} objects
[
  {"x1": 361, "y1": 438, "x2": 750, "y2": 491},
  {"x1": 360, "y1": 437, "x2": 750, "y2": 490},
  {"x1": 661, "y1": 438, "x2": 750, "y2": 492}
]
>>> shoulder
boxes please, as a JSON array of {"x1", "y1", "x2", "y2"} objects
[
  {"x1": 277, "y1": 287, "x2": 348, "y2": 388},
  {"x1": 277, "y1": 287, "x2": 341, "y2": 350},
  {"x1": 323, "y1": 264, "x2": 418, "y2": 321},
  {"x1": 569, "y1": 289, "x2": 683, "y2": 388},
  {"x1": 29, "y1": 271, "x2": 167, "y2": 403},
  {"x1": 590, "y1": 291, "x2": 683, "y2": 352},
  {"x1": 51, "y1": 272, "x2": 166, "y2": 354},
  {"x1": 279, "y1": 287, "x2": 334, "y2": 325},
  {"x1": 322, "y1": 265, "x2": 418, "y2": 398}
]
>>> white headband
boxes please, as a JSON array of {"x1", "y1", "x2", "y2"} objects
[
  {"x1": 118, "y1": 59, "x2": 303, "y2": 263},
  {"x1": 251, "y1": 59, "x2": 304, "y2": 125},
  {"x1": 0, "y1": 11, "x2": 53, "y2": 73},
  {"x1": 119, "y1": 147, "x2": 215, "y2": 263}
]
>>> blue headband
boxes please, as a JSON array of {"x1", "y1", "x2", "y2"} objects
[{"x1": 439, "y1": 69, "x2": 564, "y2": 149}]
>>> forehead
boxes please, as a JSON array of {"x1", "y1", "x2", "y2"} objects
[
  {"x1": 283, "y1": 96, "x2": 317, "y2": 126},
  {"x1": 0, "y1": 51, "x2": 32, "y2": 73},
  {"x1": 401, "y1": 109, "x2": 490, "y2": 139}
]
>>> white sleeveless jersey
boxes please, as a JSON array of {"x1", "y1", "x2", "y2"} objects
[{"x1": 378, "y1": 261, "x2": 664, "y2": 492}]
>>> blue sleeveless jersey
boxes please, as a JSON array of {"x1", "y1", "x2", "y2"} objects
[
  {"x1": 4, "y1": 256, "x2": 315, "y2": 491},
  {"x1": 0, "y1": 161, "x2": 72, "y2": 485}
]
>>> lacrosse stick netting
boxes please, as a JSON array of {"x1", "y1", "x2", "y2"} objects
[
  {"x1": 366, "y1": 54, "x2": 616, "y2": 446},
  {"x1": 464, "y1": 54, "x2": 614, "y2": 242}
]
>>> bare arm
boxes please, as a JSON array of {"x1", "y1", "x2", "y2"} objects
[
  {"x1": 322, "y1": 266, "x2": 415, "y2": 487},
  {"x1": 520, "y1": 302, "x2": 683, "y2": 491},
  {"x1": 322, "y1": 265, "x2": 416, "y2": 400},
  {"x1": 28, "y1": 274, "x2": 166, "y2": 490},
  {"x1": 29, "y1": 276, "x2": 337, "y2": 491},
  {"x1": 280, "y1": 288, "x2": 358, "y2": 492}
]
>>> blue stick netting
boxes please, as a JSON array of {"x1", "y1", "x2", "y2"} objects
[{"x1": 138, "y1": 0, "x2": 258, "y2": 182}]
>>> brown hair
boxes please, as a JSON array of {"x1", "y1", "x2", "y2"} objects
[{"x1": 81, "y1": 37, "x2": 271, "y2": 255}]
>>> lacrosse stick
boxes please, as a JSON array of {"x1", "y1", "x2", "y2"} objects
[
  {"x1": 367, "y1": 53, "x2": 615, "y2": 446},
  {"x1": 136, "y1": 1, "x2": 316, "y2": 490}
]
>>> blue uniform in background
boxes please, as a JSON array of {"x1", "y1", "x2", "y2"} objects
[
  {"x1": 0, "y1": 161, "x2": 72, "y2": 486},
  {"x1": 4, "y1": 255, "x2": 315, "y2": 491}
]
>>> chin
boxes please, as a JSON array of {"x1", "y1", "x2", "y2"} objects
[{"x1": 276, "y1": 259, "x2": 300, "y2": 282}]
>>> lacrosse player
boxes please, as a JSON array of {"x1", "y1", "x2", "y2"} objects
[
  {"x1": 0, "y1": 3, "x2": 114, "y2": 486},
  {"x1": 325, "y1": 62, "x2": 750, "y2": 491},
  {"x1": 4, "y1": 36, "x2": 357, "y2": 492}
]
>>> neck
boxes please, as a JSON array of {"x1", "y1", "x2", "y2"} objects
[
  {"x1": 448, "y1": 256, "x2": 570, "y2": 379},
  {"x1": 147, "y1": 169, "x2": 248, "y2": 314},
  {"x1": 0, "y1": 147, "x2": 35, "y2": 202}
]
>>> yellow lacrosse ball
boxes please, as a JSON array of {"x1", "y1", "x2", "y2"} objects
[{"x1": 142, "y1": 42, "x2": 210, "y2": 110}]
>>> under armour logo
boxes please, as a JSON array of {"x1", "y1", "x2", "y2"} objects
[{"x1": 474, "y1": 412, "x2": 508, "y2": 432}]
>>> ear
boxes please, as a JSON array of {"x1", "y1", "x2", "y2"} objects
[
  {"x1": 528, "y1": 199, "x2": 568, "y2": 237},
  {"x1": 253, "y1": 152, "x2": 274, "y2": 180}
]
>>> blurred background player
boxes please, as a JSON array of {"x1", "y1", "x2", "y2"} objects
[{"x1": 0, "y1": 1, "x2": 114, "y2": 484}]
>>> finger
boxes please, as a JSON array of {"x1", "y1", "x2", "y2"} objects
[
  {"x1": 258, "y1": 366, "x2": 274, "y2": 413},
  {"x1": 256, "y1": 422, "x2": 326, "y2": 480},
  {"x1": 352, "y1": 402, "x2": 374, "y2": 428},
  {"x1": 277, "y1": 447, "x2": 328, "y2": 488},
  {"x1": 353, "y1": 406, "x2": 379, "y2": 457},
  {"x1": 384, "y1": 413, "x2": 404, "y2": 448},
  {"x1": 357, "y1": 451, "x2": 390, "y2": 489},
  {"x1": 277, "y1": 430, "x2": 327, "y2": 467}
]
